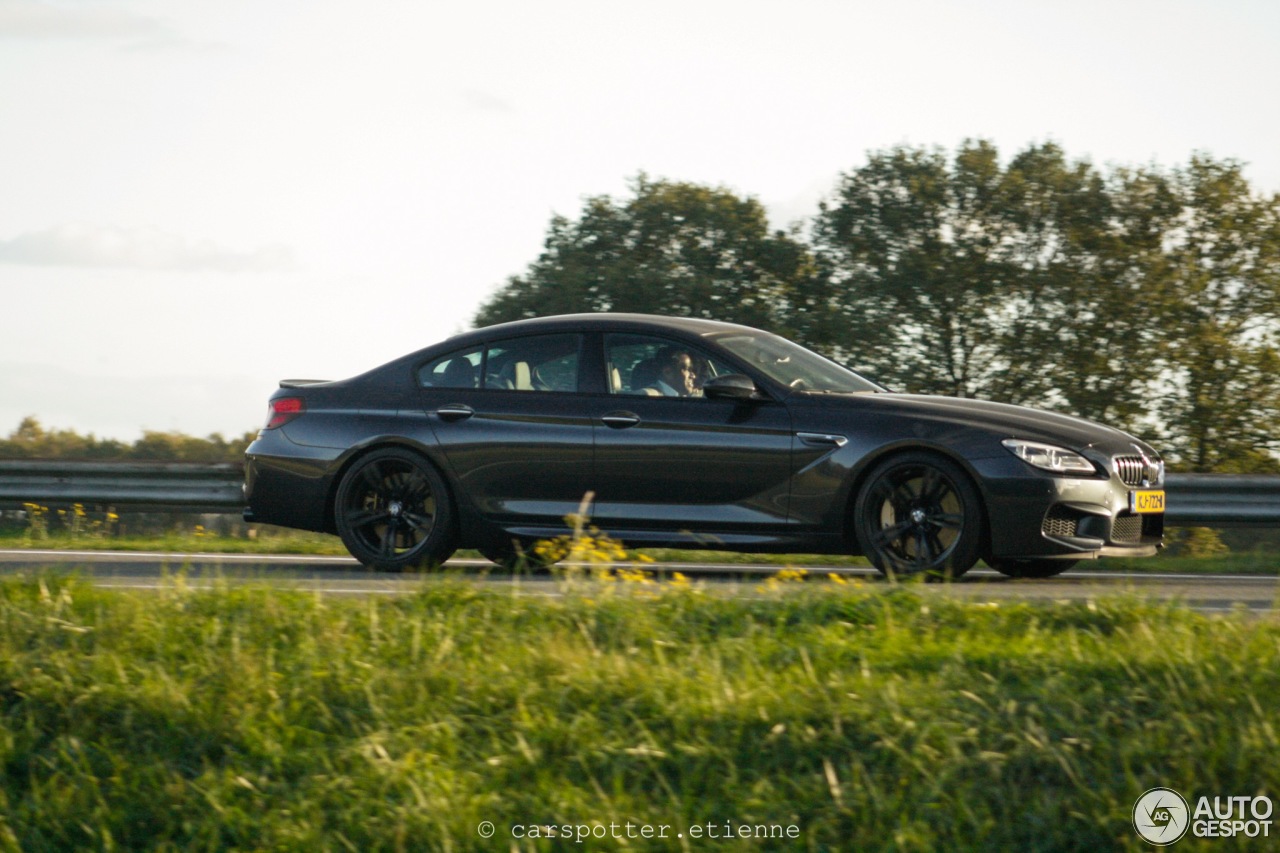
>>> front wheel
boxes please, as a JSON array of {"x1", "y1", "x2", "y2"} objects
[
  {"x1": 854, "y1": 452, "x2": 984, "y2": 580},
  {"x1": 334, "y1": 448, "x2": 457, "y2": 571}
]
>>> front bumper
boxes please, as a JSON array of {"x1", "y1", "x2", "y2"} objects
[{"x1": 977, "y1": 454, "x2": 1164, "y2": 561}]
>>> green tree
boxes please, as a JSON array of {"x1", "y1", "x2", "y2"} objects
[
  {"x1": 991, "y1": 148, "x2": 1180, "y2": 428},
  {"x1": 474, "y1": 175, "x2": 817, "y2": 335},
  {"x1": 0, "y1": 416, "x2": 128, "y2": 459},
  {"x1": 128, "y1": 430, "x2": 255, "y2": 463},
  {"x1": 0, "y1": 417, "x2": 254, "y2": 462},
  {"x1": 811, "y1": 140, "x2": 1022, "y2": 396},
  {"x1": 813, "y1": 140, "x2": 1280, "y2": 473},
  {"x1": 1155, "y1": 156, "x2": 1280, "y2": 471}
]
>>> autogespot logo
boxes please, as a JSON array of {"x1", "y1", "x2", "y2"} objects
[{"x1": 1134, "y1": 787, "x2": 1191, "y2": 846}]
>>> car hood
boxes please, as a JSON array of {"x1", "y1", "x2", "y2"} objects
[{"x1": 850, "y1": 393, "x2": 1157, "y2": 455}]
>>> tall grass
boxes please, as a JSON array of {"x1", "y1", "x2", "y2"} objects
[{"x1": 0, "y1": 573, "x2": 1277, "y2": 850}]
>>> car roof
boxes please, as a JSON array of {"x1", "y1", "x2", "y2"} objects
[
  {"x1": 342, "y1": 314, "x2": 771, "y2": 389},
  {"x1": 369, "y1": 313, "x2": 774, "y2": 380},
  {"x1": 448, "y1": 313, "x2": 764, "y2": 344}
]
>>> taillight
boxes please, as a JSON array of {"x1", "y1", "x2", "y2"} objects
[{"x1": 265, "y1": 397, "x2": 305, "y2": 429}]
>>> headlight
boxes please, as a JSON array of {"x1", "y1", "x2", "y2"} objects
[{"x1": 1002, "y1": 439, "x2": 1098, "y2": 475}]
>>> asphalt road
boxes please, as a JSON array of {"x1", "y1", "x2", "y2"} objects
[{"x1": 2, "y1": 549, "x2": 1277, "y2": 615}]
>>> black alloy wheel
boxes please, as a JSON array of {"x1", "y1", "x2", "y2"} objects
[
  {"x1": 854, "y1": 452, "x2": 984, "y2": 580},
  {"x1": 988, "y1": 558, "x2": 1078, "y2": 578},
  {"x1": 334, "y1": 448, "x2": 457, "y2": 571}
]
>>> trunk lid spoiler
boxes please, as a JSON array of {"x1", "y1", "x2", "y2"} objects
[{"x1": 279, "y1": 379, "x2": 331, "y2": 389}]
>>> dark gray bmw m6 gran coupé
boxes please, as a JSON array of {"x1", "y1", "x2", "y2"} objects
[{"x1": 243, "y1": 313, "x2": 1165, "y2": 577}]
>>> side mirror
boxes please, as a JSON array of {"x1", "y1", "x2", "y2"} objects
[{"x1": 703, "y1": 373, "x2": 761, "y2": 401}]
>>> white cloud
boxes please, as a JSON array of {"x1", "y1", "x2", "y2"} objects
[
  {"x1": 461, "y1": 88, "x2": 516, "y2": 114},
  {"x1": 0, "y1": 224, "x2": 296, "y2": 272},
  {"x1": 0, "y1": 0, "x2": 163, "y2": 40},
  {"x1": 0, "y1": 0, "x2": 221, "y2": 52}
]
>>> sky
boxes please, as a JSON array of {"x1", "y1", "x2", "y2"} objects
[{"x1": 2, "y1": 0, "x2": 1279, "y2": 441}]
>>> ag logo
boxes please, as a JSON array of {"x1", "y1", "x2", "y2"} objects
[{"x1": 1133, "y1": 787, "x2": 1190, "y2": 845}]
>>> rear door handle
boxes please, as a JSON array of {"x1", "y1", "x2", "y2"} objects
[
  {"x1": 601, "y1": 411, "x2": 641, "y2": 429},
  {"x1": 436, "y1": 404, "x2": 474, "y2": 421}
]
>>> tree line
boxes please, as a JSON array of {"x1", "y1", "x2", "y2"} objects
[
  {"x1": 476, "y1": 141, "x2": 1280, "y2": 473},
  {"x1": 0, "y1": 416, "x2": 254, "y2": 463}
]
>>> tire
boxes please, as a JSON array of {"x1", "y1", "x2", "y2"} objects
[
  {"x1": 854, "y1": 452, "x2": 984, "y2": 580},
  {"x1": 334, "y1": 448, "x2": 457, "y2": 571},
  {"x1": 988, "y1": 558, "x2": 1078, "y2": 579}
]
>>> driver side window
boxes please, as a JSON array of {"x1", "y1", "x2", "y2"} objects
[{"x1": 604, "y1": 335, "x2": 733, "y2": 399}]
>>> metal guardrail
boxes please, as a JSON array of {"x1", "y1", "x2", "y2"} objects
[
  {"x1": 0, "y1": 463, "x2": 1277, "y2": 526},
  {"x1": 1162, "y1": 473, "x2": 1280, "y2": 527},
  {"x1": 0, "y1": 460, "x2": 244, "y2": 514}
]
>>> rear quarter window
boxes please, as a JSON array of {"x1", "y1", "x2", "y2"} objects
[{"x1": 418, "y1": 348, "x2": 482, "y2": 388}]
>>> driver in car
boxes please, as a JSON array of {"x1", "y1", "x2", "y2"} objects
[{"x1": 646, "y1": 347, "x2": 700, "y2": 397}]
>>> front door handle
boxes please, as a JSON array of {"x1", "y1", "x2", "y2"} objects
[
  {"x1": 436, "y1": 404, "x2": 474, "y2": 421},
  {"x1": 601, "y1": 411, "x2": 641, "y2": 429}
]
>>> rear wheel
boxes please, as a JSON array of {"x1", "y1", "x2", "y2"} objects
[
  {"x1": 988, "y1": 558, "x2": 1078, "y2": 578},
  {"x1": 854, "y1": 452, "x2": 984, "y2": 580},
  {"x1": 334, "y1": 448, "x2": 457, "y2": 571}
]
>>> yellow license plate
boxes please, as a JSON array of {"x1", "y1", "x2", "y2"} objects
[{"x1": 1130, "y1": 490, "x2": 1165, "y2": 514}]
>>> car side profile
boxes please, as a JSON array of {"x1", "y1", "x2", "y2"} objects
[{"x1": 243, "y1": 313, "x2": 1164, "y2": 578}]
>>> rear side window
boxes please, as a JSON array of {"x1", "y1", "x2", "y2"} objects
[
  {"x1": 418, "y1": 348, "x2": 482, "y2": 388},
  {"x1": 417, "y1": 335, "x2": 582, "y2": 393},
  {"x1": 484, "y1": 334, "x2": 581, "y2": 392}
]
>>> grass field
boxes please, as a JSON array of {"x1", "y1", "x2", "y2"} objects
[
  {"x1": 0, "y1": 527, "x2": 348, "y2": 557},
  {"x1": 1, "y1": 571, "x2": 1277, "y2": 851}
]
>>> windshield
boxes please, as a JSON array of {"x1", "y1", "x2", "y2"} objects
[{"x1": 711, "y1": 333, "x2": 884, "y2": 394}]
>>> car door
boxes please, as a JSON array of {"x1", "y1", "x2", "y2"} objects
[
  {"x1": 417, "y1": 333, "x2": 596, "y2": 527},
  {"x1": 588, "y1": 333, "x2": 794, "y2": 536}
]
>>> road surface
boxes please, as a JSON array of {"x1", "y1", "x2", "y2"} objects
[{"x1": 1, "y1": 549, "x2": 1276, "y2": 615}]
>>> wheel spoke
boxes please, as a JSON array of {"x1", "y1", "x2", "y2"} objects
[
  {"x1": 379, "y1": 520, "x2": 399, "y2": 558},
  {"x1": 927, "y1": 512, "x2": 963, "y2": 530},
  {"x1": 913, "y1": 529, "x2": 931, "y2": 568},
  {"x1": 360, "y1": 461, "x2": 388, "y2": 495},
  {"x1": 919, "y1": 468, "x2": 949, "y2": 505},
  {"x1": 927, "y1": 530, "x2": 948, "y2": 558},
  {"x1": 402, "y1": 474, "x2": 432, "y2": 504},
  {"x1": 890, "y1": 480, "x2": 919, "y2": 508},
  {"x1": 385, "y1": 472, "x2": 409, "y2": 502},
  {"x1": 402, "y1": 511, "x2": 435, "y2": 534},
  {"x1": 871, "y1": 519, "x2": 913, "y2": 549},
  {"x1": 346, "y1": 509, "x2": 390, "y2": 530}
]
